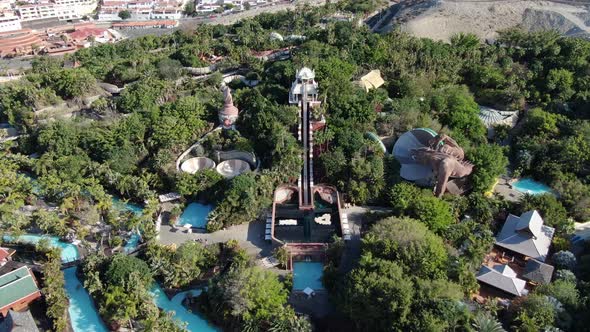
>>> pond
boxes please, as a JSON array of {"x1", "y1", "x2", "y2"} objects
[
  {"x1": 64, "y1": 267, "x2": 108, "y2": 332},
  {"x1": 293, "y1": 261, "x2": 324, "y2": 291},
  {"x1": 512, "y1": 178, "x2": 554, "y2": 196},
  {"x1": 150, "y1": 284, "x2": 217, "y2": 332},
  {"x1": 178, "y1": 203, "x2": 213, "y2": 229},
  {"x1": 2, "y1": 234, "x2": 79, "y2": 262},
  {"x1": 111, "y1": 197, "x2": 143, "y2": 215}
]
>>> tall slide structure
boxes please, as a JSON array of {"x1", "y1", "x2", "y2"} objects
[
  {"x1": 267, "y1": 67, "x2": 348, "y2": 244},
  {"x1": 289, "y1": 67, "x2": 321, "y2": 210}
]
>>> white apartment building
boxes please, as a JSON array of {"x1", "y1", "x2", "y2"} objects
[
  {"x1": 197, "y1": 0, "x2": 242, "y2": 12},
  {"x1": 130, "y1": 8, "x2": 151, "y2": 19},
  {"x1": 17, "y1": 3, "x2": 57, "y2": 21},
  {"x1": 17, "y1": 0, "x2": 97, "y2": 21},
  {"x1": 97, "y1": 8, "x2": 119, "y2": 20},
  {"x1": 0, "y1": 0, "x2": 15, "y2": 11},
  {"x1": 0, "y1": 14, "x2": 21, "y2": 32},
  {"x1": 151, "y1": 7, "x2": 181, "y2": 19},
  {"x1": 55, "y1": 0, "x2": 97, "y2": 17}
]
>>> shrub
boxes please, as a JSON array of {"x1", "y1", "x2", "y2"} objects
[{"x1": 553, "y1": 250, "x2": 577, "y2": 271}]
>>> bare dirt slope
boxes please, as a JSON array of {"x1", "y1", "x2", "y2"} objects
[{"x1": 378, "y1": 0, "x2": 590, "y2": 41}]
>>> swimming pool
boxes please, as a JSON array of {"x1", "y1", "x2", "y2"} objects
[
  {"x1": 293, "y1": 262, "x2": 324, "y2": 290},
  {"x1": 112, "y1": 197, "x2": 143, "y2": 215},
  {"x1": 64, "y1": 267, "x2": 108, "y2": 332},
  {"x1": 150, "y1": 284, "x2": 217, "y2": 332},
  {"x1": 178, "y1": 203, "x2": 213, "y2": 229},
  {"x1": 512, "y1": 178, "x2": 554, "y2": 195},
  {"x1": 2, "y1": 234, "x2": 79, "y2": 262}
]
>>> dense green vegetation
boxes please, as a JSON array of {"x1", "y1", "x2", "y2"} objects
[
  {"x1": 42, "y1": 248, "x2": 69, "y2": 331},
  {"x1": 337, "y1": 217, "x2": 467, "y2": 331}
]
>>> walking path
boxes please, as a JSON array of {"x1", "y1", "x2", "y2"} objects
[{"x1": 158, "y1": 219, "x2": 272, "y2": 258}]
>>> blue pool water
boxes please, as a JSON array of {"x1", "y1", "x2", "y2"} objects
[
  {"x1": 123, "y1": 233, "x2": 141, "y2": 253},
  {"x1": 112, "y1": 197, "x2": 143, "y2": 215},
  {"x1": 293, "y1": 262, "x2": 324, "y2": 290},
  {"x1": 513, "y1": 178, "x2": 554, "y2": 195},
  {"x1": 64, "y1": 267, "x2": 108, "y2": 332},
  {"x1": 2, "y1": 234, "x2": 79, "y2": 262},
  {"x1": 150, "y1": 285, "x2": 217, "y2": 332},
  {"x1": 179, "y1": 203, "x2": 213, "y2": 228}
]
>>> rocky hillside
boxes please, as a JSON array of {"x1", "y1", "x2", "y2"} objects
[{"x1": 371, "y1": 0, "x2": 590, "y2": 41}]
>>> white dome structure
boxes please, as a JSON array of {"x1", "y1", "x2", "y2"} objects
[
  {"x1": 180, "y1": 157, "x2": 216, "y2": 174},
  {"x1": 478, "y1": 106, "x2": 518, "y2": 139},
  {"x1": 216, "y1": 159, "x2": 250, "y2": 178},
  {"x1": 393, "y1": 128, "x2": 438, "y2": 181}
]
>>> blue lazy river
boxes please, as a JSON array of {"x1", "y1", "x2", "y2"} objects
[
  {"x1": 293, "y1": 262, "x2": 324, "y2": 290},
  {"x1": 64, "y1": 267, "x2": 108, "y2": 332},
  {"x1": 150, "y1": 285, "x2": 217, "y2": 331},
  {"x1": 512, "y1": 178, "x2": 554, "y2": 195},
  {"x1": 112, "y1": 197, "x2": 143, "y2": 215},
  {"x1": 2, "y1": 234, "x2": 79, "y2": 263},
  {"x1": 179, "y1": 203, "x2": 213, "y2": 229},
  {"x1": 123, "y1": 233, "x2": 141, "y2": 253}
]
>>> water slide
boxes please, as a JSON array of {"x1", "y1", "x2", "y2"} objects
[
  {"x1": 365, "y1": 132, "x2": 387, "y2": 153},
  {"x1": 300, "y1": 81, "x2": 313, "y2": 209}
]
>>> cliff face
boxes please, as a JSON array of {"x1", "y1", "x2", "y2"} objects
[{"x1": 373, "y1": 0, "x2": 590, "y2": 41}]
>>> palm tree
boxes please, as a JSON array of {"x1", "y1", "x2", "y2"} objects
[
  {"x1": 117, "y1": 175, "x2": 135, "y2": 196},
  {"x1": 472, "y1": 312, "x2": 506, "y2": 332},
  {"x1": 59, "y1": 197, "x2": 75, "y2": 215}
]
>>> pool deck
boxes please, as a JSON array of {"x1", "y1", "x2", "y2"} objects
[
  {"x1": 493, "y1": 177, "x2": 523, "y2": 202},
  {"x1": 158, "y1": 205, "x2": 378, "y2": 320},
  {"x1": 158, "y1": 219, "x2": 273, "y2": 258}
]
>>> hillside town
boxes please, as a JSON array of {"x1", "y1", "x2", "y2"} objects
[{"x1": 0, "y1": 0, "x2": 294, "y2": 58}]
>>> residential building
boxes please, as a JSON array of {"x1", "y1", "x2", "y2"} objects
[
  {"x1": 476, "y1": 264, "x2": 528, "y2": 297},
  {"x1": 0, "y1": 266, "x2": 42, "y2": 317},
  {"x1": 54, "y1": 0, "x2": 97, "y2": 18},
  {"x1": 357, "y1": 69, "x2": 385, "y2": 92},
  {"x1": 111, "y1": 19, "x2": 177, "y2": 28},
  {"x1": 0, "y1": 0, "x2": 14, "y2": 11},
  {"x1": 17, "y1": 0, "x2": 97, "y2": 21},
  {"x1": 98, "y1": 0, "x2": 182, "y2": 21},
  {"x1": 0, "y1": 248, "x2": 15, "y2": 267},
  {"x1": 67, "y1": 24, "x2": 112, "y2": 44},
  {"x1": 97, "y1": 8, "x2": 120, "y2": 20},
  {"x1": 0, "y1": 309, "x2": 38, "y2": 332},
  {"x1": 196, "y1": 0, "x2": 243, "y2": 12},
  {"x1": 151, "y1": 7, "x2": 181, "y2": 19},
  {"x1": 522, "y1": 259, "x2": 554, "y2": 285},
  {"x1": 495, "y1": 210, "x2": 555, "y2": 262},
  {"x1": 0, "y1": 14, "x2": 21, "y2": 32},
  {"x1": 17, "y1": 3, "x2": 57, "y2": 21}
]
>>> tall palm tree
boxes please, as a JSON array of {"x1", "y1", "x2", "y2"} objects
[{"x1": 117, "y1": 175, "x2": 136, "y2": 196}]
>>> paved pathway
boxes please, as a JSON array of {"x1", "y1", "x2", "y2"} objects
[
  {"x1": 158, "y1": 219, "x2": 273, "y2": 258},
  {"x1": 493, "y1": 177, "x2": 523, "y2": 202}
]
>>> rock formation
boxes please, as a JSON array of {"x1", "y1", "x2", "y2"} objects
[
  {"x1": 411, "y1": 135, "x2": 473, "y2": 197},
  {"x1": 219, "y1": 86, "x2": 239, "y2": 129}
]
